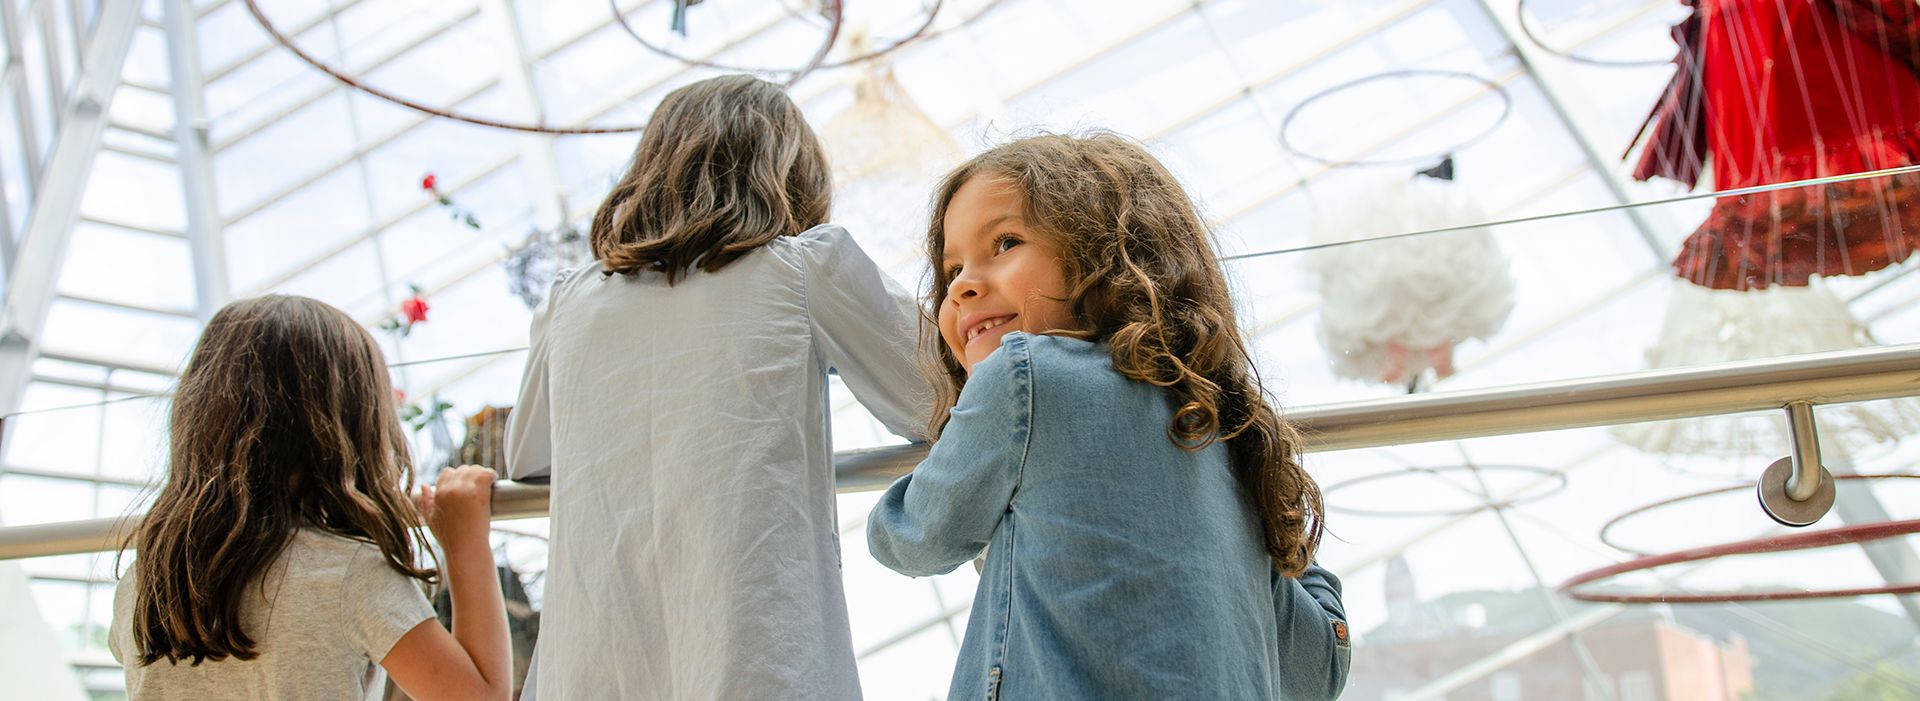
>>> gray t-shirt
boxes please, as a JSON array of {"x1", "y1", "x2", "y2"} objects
[{"x1": 110, "y1": 529, "x2": 437, "y2": 700}]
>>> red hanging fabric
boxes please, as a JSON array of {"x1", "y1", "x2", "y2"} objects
[
  {"x1": 1631, "y1": 1, "x2": 1707, "y2": 187},
  {"x1": 1633, "y1": 0, "x2": 1920, "y2": 290}
]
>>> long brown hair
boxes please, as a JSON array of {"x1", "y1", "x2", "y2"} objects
[
  {"x1": 590, "y1": 74, "x2": 832, "y2": 283},
  {"x1": 124, "y1": 295, "x2": 432, "y2": 666},
  {"x1": 923, "y1": 133, "x2": 1325, "y2": 576}
]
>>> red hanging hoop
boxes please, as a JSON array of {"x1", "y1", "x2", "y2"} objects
[
  {"x1": 1562, "y1": 517, "x2": 1920, "y2": 604},
  {"x1": 1597, "y1": 473, "x2": 1920, "y2": 556}
]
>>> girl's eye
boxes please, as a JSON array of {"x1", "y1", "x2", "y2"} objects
[
  {"x1": 994, "y1": 235, "x2": 1022, "y2": 253},
  {"x1": 943, "y1": 265, "x2": 962, "y2": 281}
]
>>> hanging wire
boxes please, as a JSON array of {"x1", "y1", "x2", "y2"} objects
[
  {"x1": 326, "y1": 6, "x2": 415, "y2": 387},
  {"x1": 242, "y1": 0, "x2": 650, "y2": 134},
  {"x1": 386, "y1": 347, "x2": 528, "y2": 369},
  {"x1": 0, "y1": 347, "x2": 530, "y2": 420},
  {"x1": 613, "y1": 0, "x2": 974, "y2": 73},
  {"x1": 21, "y1": 161, "x2": 1920, "y2": 420},
  {"x1": 607, "y1": 0, "x2": 845, "y2": 87},
  {"x1": 1515, "y1": 0, "x2": 1677, "y2": 68},
  {"x1": 1223, "y1": 161, "x2": 1920, "y2": 262},
  {"x1": 1, "y1": 393, "x2": 170, "y2": 420},
  {"x1": 1189, "y1": 0, "x2": 1325, "y2": 210},
  {"x1": 208, "y1": 0, "x2": 480, "y2": 127},
  {"x1": 1277, "y1": 68, "x2": 1515, "y2": 168}
]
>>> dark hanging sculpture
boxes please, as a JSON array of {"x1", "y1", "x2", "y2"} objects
[{"x1": 670, "y1": 0, "x2": 705, "y2": 37}]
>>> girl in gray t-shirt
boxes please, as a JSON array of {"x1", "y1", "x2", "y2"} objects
[{"x1": 109, "y1": 295, "x2": 513, "y2": 701}]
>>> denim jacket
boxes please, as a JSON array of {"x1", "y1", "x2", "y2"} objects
[{"x1": 869, "y1": 333, "x2": 1351, "y2": 700}]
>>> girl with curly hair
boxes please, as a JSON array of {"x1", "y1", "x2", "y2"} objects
[{"x1": 868, "y1": 133, "x2": 1350, "y2": 699}]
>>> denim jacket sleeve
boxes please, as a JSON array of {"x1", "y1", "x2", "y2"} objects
[
  {"x1": 1273, "y1": 562, "x2": 1352, "y2": 701},
  {"x1": 866, "y1": 333, "x2": 1033, "y2": 577}
]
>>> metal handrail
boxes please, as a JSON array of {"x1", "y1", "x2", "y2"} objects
[{"x1": 4, "y1": 343, "x2": 1918, "y2": 562}]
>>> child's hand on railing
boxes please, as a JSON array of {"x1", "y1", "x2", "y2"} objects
[{"x1": 417, "y1": 465, "x2": 497, "y2": 544}]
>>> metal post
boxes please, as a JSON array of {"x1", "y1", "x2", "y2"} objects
[
  {"x1": 7, "y1": 343, "x2": 1920, "y2": 560},
  {"x1": 0, "y1": 0, "x2": 138, "y2": 419},
  {"x1": 0, "y1": 142, "x2": 14, "y2": 273},
  {"x1": 162, "y1": 0, "x2": 228, "y2": 320},
  {"x1": 1291, "y1": 344, "x2": 1920, "y2": 453},
  {"x1": 0, "y1": 0, "x2": 41, "y2": 207},
  {"x1": 1784, "y1": 401, "x2": 1824, "y2": 501},
  {"x1": 1758, "y1": 402, "x2": 1837, "y2": 526},
  {"x1": 0, "y1": 4, "x2": 140, "y2": 699},
  {"x1": 31, "y1": 0, "x2": 62, "y2": 124}
]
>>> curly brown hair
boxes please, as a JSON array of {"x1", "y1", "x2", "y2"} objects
[
  {"x1": 590, "y1": 74, "x2": 832, "y2": 283},
  {"x1": 923, "y1": 133, "x2": 1324, "y2": 576},
  {"x1": 122, "y1": 295, "x2": 433, "y2": 666}
]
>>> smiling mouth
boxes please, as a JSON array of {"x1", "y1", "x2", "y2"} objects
[{"x1": 965, "y1": 315, "x2": 1017, "y2": 343}]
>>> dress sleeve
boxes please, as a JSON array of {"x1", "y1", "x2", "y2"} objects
[
  {"x1": 796, "y1": 224, "x2": 931, "y2": 442},
  {"x1": 347, "y1": 547, "x2": 437, "y2": 663},
  {"x1": 506, "y1": 273, "x2": 565, "y2": 481},
  {"x1": 1272, "y1": 562, "x2": 1352, "y2": 701},
  {"x1": 866, "y1": 334, "x2": 1032, "y2": 577}
]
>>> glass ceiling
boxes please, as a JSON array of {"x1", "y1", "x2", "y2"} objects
[{"x1": 2, "y1": 0, "x2": 1918, "y2": 698}]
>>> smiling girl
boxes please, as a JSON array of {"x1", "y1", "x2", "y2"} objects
[{"x1": 867, "y1": 133, "x2": 1350, "y2": 699}]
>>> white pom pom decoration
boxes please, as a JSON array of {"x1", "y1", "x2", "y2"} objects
[{"x1": 1305, "y1": 176, "x2": 1516, "y2": 385}]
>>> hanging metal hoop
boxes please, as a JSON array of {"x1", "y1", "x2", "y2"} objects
[
  {"x1": 1515, "y1": 0, "x2": 1677, "y2": 68},
  {"x1": 1279, "y1": 68, "x2": 1514, "y2": 168},
  {"x1": 1563, "y1": 517, "x2": 1920, "y2": 603},
  {"x1": 1322, "y1": 464, "x2": 1569, "y2": 518},
  {"x1": 609, "y1": 0, "x2": 853, "y2": 84},
  {"x1": 243, "y1": 0, "x2": 650, "y2": 134},
  {"x1": 1596, "y1": 473, "x2": 1920, "y2": 556},
  {"x1": 612, "y1": 0, "x2": 1008, "y2": 75}
]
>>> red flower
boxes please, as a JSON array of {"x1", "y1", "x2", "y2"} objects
[
  {"x1": 421, "y1": 173, "x2": 438, "y2": 191},
  {"x1": 401, "y1": 296, "x2": 429, "y2": 324}
]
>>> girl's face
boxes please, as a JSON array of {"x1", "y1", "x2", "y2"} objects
[{"x1": 938, "y1": 175, "x2": 1073, "y2": 373}]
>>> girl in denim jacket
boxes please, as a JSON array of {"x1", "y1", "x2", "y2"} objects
[{"x1": 869, "y1": 133, "x2": 1351, "y2": 700}]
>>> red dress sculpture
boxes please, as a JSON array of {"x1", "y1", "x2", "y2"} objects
[{"x1": 1634, "y1": 0, "x2": 1920, "y2": 290}]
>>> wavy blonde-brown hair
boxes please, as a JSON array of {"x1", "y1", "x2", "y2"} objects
[
  {"x1": 122, "y1": 295, "x2": 432, "y2": 666},
  {"x1": 591, "y1": 74, "x2": 832, "y2": 283},
  {"x1": 923, "y1": 133, "x2": 1324, "y2": 576}
]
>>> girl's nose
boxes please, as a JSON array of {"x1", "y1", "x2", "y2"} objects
[{"x1": 949, "y1": 272, "x2": 984, "y2": 301}]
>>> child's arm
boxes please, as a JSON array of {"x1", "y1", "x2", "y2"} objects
[
  {"x1": 506, "y1": 282, "x2": 558, "y2": 482},
  {"x1": 799, "y1": 225, "x2": 931, "y2": 441},
  {"x1": 1272, "y1": 563, "x2": 1352, "y2": 701},
  {"x1": 867, "y1": 334, "x2": 1032, "y2": 576},
  {"x1": 382, "y1": 466, "x2": 513, "y2": 701}
]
